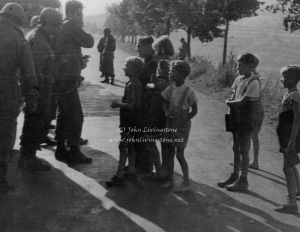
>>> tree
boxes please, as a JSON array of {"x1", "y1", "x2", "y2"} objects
[
  {"x1": 206, "y1": 0, "x2": 263, "y2": 64},
  {"x1": 172, "y1": 0, "x2": 223, "y2": 59},
  {"x1": 266, "y1": 0, "x2": 300, "y2": 32}
]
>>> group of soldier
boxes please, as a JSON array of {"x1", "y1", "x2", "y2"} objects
[{"x1": 0, "y1": 0, "x2": 94, "y2": 193}]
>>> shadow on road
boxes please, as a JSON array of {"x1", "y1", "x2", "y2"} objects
[{"x1": 71, "y1": 146, "x2": 300, "y2": 232}]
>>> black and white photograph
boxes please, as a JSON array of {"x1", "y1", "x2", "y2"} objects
[{"x1": 0, "y1": 0, "x2": 300, "y2": 231}]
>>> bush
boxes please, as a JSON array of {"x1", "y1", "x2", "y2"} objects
[{"x1": 216, "y1": 51, "x2": 237, "y2": 87}]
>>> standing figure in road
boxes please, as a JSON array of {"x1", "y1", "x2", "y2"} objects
[
  {"x1": 178, "y1": 37, "x2": 188, "y2": 60},
  {"x1": 135, "y1": 36, "x2": 160, "y2": 174},
  {"x1": 55, "y1": 0, "x2": 94, "y2": 164},
  {"x1": 218, "y1": 53, "x2": 264, "y2": 192},
  {"x1": 30, "y1": 15, "x2": 40, "y2": 28},
  {"x1": 97, "y1": 28, "x2": 116, "y2": 85},
  {"x1": 19, "y1": 8, "x2": 63, "y2": 172},
  {"x1": 275, "y1": 65, "x2": 300, "y2": 214},
  {"x1": 0, "y1": 3, "x2": 38, "y2": 192},
  {"x1": 106, "y1": 56, "x2": 144, "y2": 187},
  {"x1": 161, "y1": 60, "x2": 198, "y2": 192}
]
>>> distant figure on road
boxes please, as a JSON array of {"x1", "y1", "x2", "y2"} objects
[
  {"x1": 97, "y1": 28, "x2": 116, "y2": 85},
  {"x1": 178, "y1": 37, "x2": 188, "y2": 60}
]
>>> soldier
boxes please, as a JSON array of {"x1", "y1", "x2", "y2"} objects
[
  {"x1": 0, "y1": 3, "x2": 38, "y2": 192},
  {"x1": 19, "y1": 8, "x2": 63, "y2": 172},
  {"x1": 97, "y1": 28, "x2": 116, "y2": 85},
  {"x1": 54, "y1": 0, "x2": 94, "y2": 164}
]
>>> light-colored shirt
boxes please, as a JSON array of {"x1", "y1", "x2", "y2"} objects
[
  {"x1": 161, "y1": 83, "x2": 197, "y2": 119},
  {"x1": 231, "y1": 75, "x2": 261, "y2": 101}
]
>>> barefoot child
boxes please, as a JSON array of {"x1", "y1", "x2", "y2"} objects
[
  {"x1": 160, "y1": 60, "x2": 198, "y2": 192},
  {"x1": 275, "y1": 65, "x2": 300, "y2": 214},
  {"x1": 106, "y1": 56, "x2": 144, "y2": 187},
  {"x1": 218, "y1": 53, "x2": 264, "y2": 192}
]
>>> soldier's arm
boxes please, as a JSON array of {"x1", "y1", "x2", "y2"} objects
[
  {"x1": 71, "y1": 24, "x2": 94, "y2": 48},
  {"x1": 111, "y1": 37, "x2": 116, "y2": 52},
  {"x1": 97, "y1": 38, "x2": 105, "y2": 53},
  {"x1": 18, "y1": 41, "x2": 38, "y2": 97}
]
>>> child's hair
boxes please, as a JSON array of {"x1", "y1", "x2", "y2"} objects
[
  {"x1": 280, "y1": 65, "x2": 300, "y2": 82},
  {"x1": 153, "y1": 35, "x2": 174, "y2": 57},
  {"x1": 170, "y1": 60, "x2": 190, "y2": 78},
  {"x1": 65, "y1": 0, "x2": 83, "y2": 15},
  {"x1": 237, "y1": 53, "x2": 259, "y2": 68},
  {"x1": 156, "y1": 59, "x2": 169, "y2": 80},
  {"x1": 137, "y1": 36, "x2": 154, "y2": 45},
  {"x1": 125, "y1": 56, "x2": 144, "y2": 76}
]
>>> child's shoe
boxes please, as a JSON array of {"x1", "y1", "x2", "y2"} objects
[
  {"x1": 226, "y1": 176, "x2": 248, "y2": 192},
  {"x1": 217, "y1": 173, "x2": 239, "y2": 188},
  {"x1": 274, "y1": 204, "x2": 299, "y2": 214},
  {"x1": 249, "y1": 162, "x2": 259, "y2": 170},
  {"x1": 105, "y1": 175, "x2": 124, "y2": 187}
]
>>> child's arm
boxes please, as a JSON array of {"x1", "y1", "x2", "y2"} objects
[
  {"x1": 226, "y1": 95, "x2": 250, "y2": 107},
  {"x1": 287, "y1": 100, "x2": 300, "y2": 152},
  {"x1": 111, "y1": 100, "x2": 135, "y2": 109},
  {"x1": 188, "y1": 102, "x2": 198, "y2": 120}
]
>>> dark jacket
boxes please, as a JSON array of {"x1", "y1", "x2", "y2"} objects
[
  {"x1": 55, "y1": 19, "x2": 94, "y2": 82},
  {"x1": 26, "y1": 27, "x2": 56, "y2": 86},
  {"x1": 0, "y1": 16, "x2": 37, "y2": 108}
]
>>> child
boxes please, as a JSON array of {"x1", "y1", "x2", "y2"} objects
[
  {"x1": 218, "y1": 53, "x2": 264, "y2": 192},
  {"x1": 275, "y1": 65, "x2": 300, "y2": 214},
  {"x1": 105, "y1": 56, "x2": 144, "y2": 187},
  {"x1": 160, "y1": 60, "x2": 198, "y2": 192}
]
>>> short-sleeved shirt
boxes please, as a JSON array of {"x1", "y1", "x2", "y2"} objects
[
  {"x1": 282, "y1": 90, "x2": 300, "y2": 112},
  {"x1": 120, "y1": 78, "x2": 143, "y2": 127},
  {"x1": 161, "y1": 83, "x2": 197, "y2": 121},
  {"x1": 232, "y1": 75, "x2": 260, "y2": 101}
]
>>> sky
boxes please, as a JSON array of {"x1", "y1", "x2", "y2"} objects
[{"x1": 60, "y1": 0, "x2": 122, "y2": 16}]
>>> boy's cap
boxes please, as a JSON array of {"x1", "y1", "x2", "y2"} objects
[{"x1": 237, "y1": 53, "x2": 259, "y2": 68}]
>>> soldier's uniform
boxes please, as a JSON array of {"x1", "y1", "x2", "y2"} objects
[
  {"x1": 0, "y1": 4, "x2": 38, "y2": 192},
  {"x1": 55, "y1": 18, "x2": 94, "y2": 163},
  {"x1": 19, "y1": 26, "x2": 57, "y2": 171}
]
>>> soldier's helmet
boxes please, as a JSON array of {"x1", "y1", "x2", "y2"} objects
[
  {"x1": 30, "y1": 15, "x2": 40, "y2": 28},
  {"x1": 39, "y1": 8, "x2": 62, "y2": 27},
  {"x1": 0, "y1": 3, "x2": 26, "y2": 26}
]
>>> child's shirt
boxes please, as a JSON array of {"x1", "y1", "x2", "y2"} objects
[
  {"x1": 281, "y1": 89, "x2": 300, "y2": 112},
  {"x1": 231, "y1": 74, "x2": 261, "y2": 101},
  {"x1": 161, "y1": 83, "x2": 197, "y2": 123},
  {"x1": 120, "y1": 78, "x2": 143, "y2": 127}
]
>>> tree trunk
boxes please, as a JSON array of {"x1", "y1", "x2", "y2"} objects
[
  {"x1": 121, "y1": 34, "x2": 125, "y2": 43},
  {"x1": 222, "y1": 18, "x2": 229, "y2": 65},
  {"x1": 187, "y1": 26, "x2": 192, "y2": 59}
]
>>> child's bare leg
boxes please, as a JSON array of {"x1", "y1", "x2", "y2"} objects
[
  {"x1": 160, "y1": 143, "x2": 169, "y2": 177},
  {"x1": 116, "y1": 141, "x2": 127, "y2": 177},
  {"x1": 233, "y1": 133, "x2": 241, "y2": 175},
  {"x1": 240, "y1": 134, "x2": 251, "y2": 178},
  {"x1": 292, "y1": 166, "x2": 300, "y2": 194},
  {"x1": 152, "y1": 143, "x2": 162, "y2": 175},
  {"x1": 250, "y1": 131, "x2": 259, "y2": 168},
  {"x1": 167, "y1": 144, "x2": 176, "y2": 181},
  {"x1": 127, "y1": 143, "x2": 136, "y2": 174},
  {"x1": 283, "y1": 162, "x2": 297, "y2": 205},
  {"x1": 176, "y1": 147, "x2": 189, "y2": 185}
]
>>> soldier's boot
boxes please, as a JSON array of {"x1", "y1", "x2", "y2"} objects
[
  {"x1": 55, "y1": 144, "x2": 71, "y2": 164},
  {"x1": 0, "y1": 162, "x2": 14, "y2": 193},
  {"x1": 69, "y1": 146, "x2": 93, "y2": 164},
  {"x1": 19, "y1": 149, "x2": 51, "y2": 172}
]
